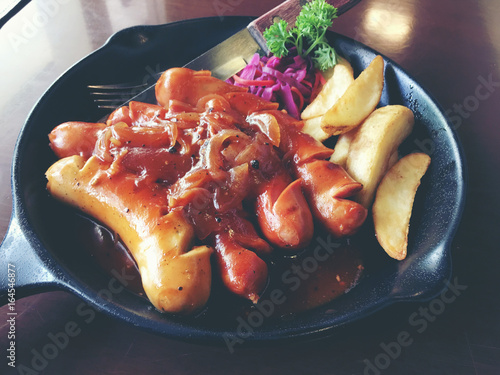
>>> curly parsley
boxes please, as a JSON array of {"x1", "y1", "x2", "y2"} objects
[{"x1": 263, "y1": 0, "x2": 338, "y2": 71}]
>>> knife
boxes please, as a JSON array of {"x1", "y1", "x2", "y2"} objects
[{"x1": 111, "y1": 0, "x2": 361, "y2": 107}]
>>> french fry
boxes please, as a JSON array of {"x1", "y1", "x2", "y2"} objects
[
  {"x1": 372, "y1": 153, "x2": 431, "y2": 260},
  {"x1": 321, "y1": 55, "x2": 384, "y2": 136},
  {"x1": 345, "y1": 105, "x2": 414, "y2": 208}
]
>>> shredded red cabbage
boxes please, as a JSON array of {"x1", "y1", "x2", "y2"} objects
[{"x1": 226, "y1": 51, "x2": 323, "y2": 119}]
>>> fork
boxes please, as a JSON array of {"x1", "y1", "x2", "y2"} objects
[{"x1": 87, "y1": 81, "x2": 152, "y2": 110}]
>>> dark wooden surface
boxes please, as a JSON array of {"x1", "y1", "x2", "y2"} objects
[{"x1": 1, "y1": 1, "x2": 499, "y2": 374}]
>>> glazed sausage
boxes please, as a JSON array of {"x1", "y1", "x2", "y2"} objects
[{"x1": 46, "y1": 155, "x2": 213, "y2": 314}]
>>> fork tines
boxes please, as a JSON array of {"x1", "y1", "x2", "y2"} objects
[{"x1": 88, "y1": 82, "x2": 150, "y2": 110}]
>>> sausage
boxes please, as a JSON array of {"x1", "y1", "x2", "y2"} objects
[
  {"x1": 46, "y1": 155, "x2": 213, "y2": 314},
  {"x1": 214, "y1": 231, "x2": 268, "y2": 303},
  {"x1": 155, "y1": 68, "x2": 246, "y2": 108},
  {"x1": 256, "y1": 171, "x2": 314, "y2": 250},
  {"x1": 296, "y1": 160, "x2": 367, "y2": 237}
]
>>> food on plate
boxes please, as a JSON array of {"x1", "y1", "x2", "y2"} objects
[
  {"x1": 287, "y1": 44, "x2": 426, "y2": 263},
  {"x1": 226, "y1": 52, "x2": 322, "y2": 120},
  {"x1": 301, "y1": 57, "x2": 355, "y2": 142},
  {"x1": 46, "y1": 157, "x2": 212, "y2": 314},
  {"x1": 301, "y1": 116, "x2": 326, "y2": 143},
  {"x1": 372, "y1": 153, "x2": 431, "y2": 260},
  {"x1": 320, "y1": 55, "x2": 384, "y2": 136},
  {"x1": 227, "y1": 0, "x2": 341, "y2": 120},
  {"x1": 263, "y1": 0, "x2": 339, "y2": 71},
  {"x1": 387, "y1": 150, "x2": 400, "y2": 170},
  {"x1": 330, "y1": 129, "x2": 400, "y2": 172},
  {"x1": 301, "y1": 57, "x2": 354, "y2": 120},
  {"x1": 46, "y1": 67, "x2": 367, "y2": 314},
  {"x1": 45, "y1": 0, "x2": 429, "y2": 316},
  {"x1": 227, "y1": 1, "x2": 428, "y2": 269},
  {"x1": 345, "y1": 105, "x2": 414, "y2": 208},
  {"x1": 329, "y1": 128, "x2": 356, "y2": 168}
]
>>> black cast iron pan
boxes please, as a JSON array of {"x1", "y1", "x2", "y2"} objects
[{"x1": 0, "y1": 16, "x2": 466, "y2": 344}]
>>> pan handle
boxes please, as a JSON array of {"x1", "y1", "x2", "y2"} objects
[
  {"x1": 0, "y1": 0, "x2": 32, "y2": 29},
  {"x1": 0, "y1": 215, "x2": 63, "y2": 305}
]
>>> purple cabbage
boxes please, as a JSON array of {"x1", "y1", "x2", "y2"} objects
[{"x1": 226, "y1": 51, "x2": 319, "y2": 119}]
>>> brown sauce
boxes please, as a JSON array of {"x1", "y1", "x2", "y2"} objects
[
  {"x1": 79, "y1": 214, "x2": 363, "y2": 319},
  {"x1": 263, "y1": 240, "x2": 363, "y2": 316},
  {"x1": 76, "y1": 216, "x2": 145, "y2": 296}
]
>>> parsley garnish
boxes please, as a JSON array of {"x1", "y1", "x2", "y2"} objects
[{"x1": 263, "y1": 0, "x2": 338, "y2": 71}]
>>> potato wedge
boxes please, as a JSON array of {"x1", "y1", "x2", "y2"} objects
[
  {"x1": 329, "y1": 128, "x2": 357, "y2": 168},
  {"x1": 387, "y1": 150, "x2": 399, "y2": 170},
  {"x1": 372, "y1": 153, "x2": 431, "y2": 260},
  {"x1": 301, "y1": 57, "x2": 355, "y2": 142},
  {"x1": 301, "y1": 57, "x2": 354, "y2": 120},
  {"x1": 330, "y1": 129, "x2": 399, "y2": 172},
  {"x1": 321, "y1": 55, "x2": 384, "y2": 136},
  {"x1": 302, "y1": 116, "x2": 330, "y2": 142},
  {"x1": 346, "y1": 105, "x2": 414, "y2": 208}
]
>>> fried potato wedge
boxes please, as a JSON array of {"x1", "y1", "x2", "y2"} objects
[
  {"x1": 329, "y1": 128, "x2": 357, "y2": 168},
  {"x1": 46, "y1": 155, "x2": 213, "y2": 314},
  {"x1": 321, "y1": 55, "x2": 384, "y2": 136},
  {"x1": 302, "y1": 116, "x2": 330, "y2": 143},
  {"x1": 301, "y1": 58, "x2": 355, "y2": 142},
  {"x1": 372, "y1": 153, "x2": 431, "y2": 260},
  {"x1": 346, "y1": 105, "x2": 414, "y2": 208},
  {"x1": 387, "y1": 150, "x2": 400, "y2": 170},
  {"x1": 331, "y1": 129, "x2": 399, "y2": 171},
  {"x1": 301, "y1": 57, "x2": 354, "y2": 120}
]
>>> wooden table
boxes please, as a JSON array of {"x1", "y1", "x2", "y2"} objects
[{"x1": 1, "y1": 0, "x2": 499, "y2": 374}]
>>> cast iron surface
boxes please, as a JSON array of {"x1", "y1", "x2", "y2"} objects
[{"x1": 0, "y1": 16, "x2": 466, "y2": 344}]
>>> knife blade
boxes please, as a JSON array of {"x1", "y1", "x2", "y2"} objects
[{"x1": 111, "y1": 0, "x2": 361, "y2": 108}]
